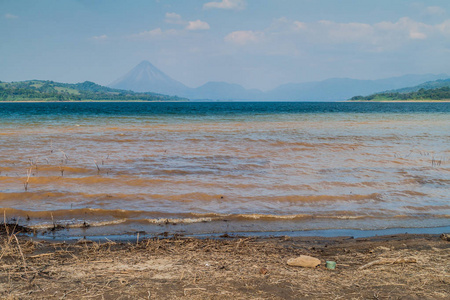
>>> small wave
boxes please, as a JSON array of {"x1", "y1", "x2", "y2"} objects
[
  {"x1": 317, "y1": 215, "x2": 368, "y2": 220},
  {"x1": 195, "y1": 213, "x2": 376, "y2": 221},
  {"x1": 402, "y1": 205, "x2": 450, "y2": 211},
  {"x1": 2, "y1": 208, "x2": 449, "y2": 231},
  {"x1": 261, "y1": 193, "x2": 383, "y2": 203},
  {"x1": 233, "y1": 213, "x2": 310, "y2": 220},
  {"x1": 0, "y1": 207, "x2": 132, "y2": 219},
  {"x1": 231, "y1": 213, "x2": 372, "y2": 221},
  {"x1": 28, "y1": 218, "x2": 128, "y2": 230},
  {"x1": 144, "y1": 217, "x2": 213, "y2": 224}
]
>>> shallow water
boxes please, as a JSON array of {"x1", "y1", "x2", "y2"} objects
[{"x1": 0, "y1": 102, "x2": 449, "y2": 236}]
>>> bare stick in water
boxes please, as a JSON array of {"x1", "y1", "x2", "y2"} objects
[
  {"x1": 59, "y1": 149, "x2": 69, "y2": 163},
  {"x1": 23, "y1": 166, "x2": 32, "y2": 191},
  {"x1": 102, "y1": 153, "x2": 111, "y2": 165},
  {"x1": 94, "y1": 160, "x2": 101, "y2": 175},
  {"x1": 431, "y1": 155, "x2": 442, "y2": 167},
  {"x1": 28, "y1": 157, "x2": 38, "y2": 174},
  {"x1": 59, "y1": 159, "x2": 65, "y2": 177}
]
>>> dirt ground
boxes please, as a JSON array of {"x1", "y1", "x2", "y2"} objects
[{"x1": 1, "y1": 226, "x2": 449, "y2": 299}]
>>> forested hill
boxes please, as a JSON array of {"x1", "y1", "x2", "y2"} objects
[
  {"x1": 0, "y1": 80, "x2": 187, "y2": 101},
  {"x1": 350, "y1": 86, "x2": 450, "y2": 101},
  {"x1": 386, "y1": 78, "x2": 450, "y2": 94}
]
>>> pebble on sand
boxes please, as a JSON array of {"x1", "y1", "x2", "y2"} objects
[
  {"x1": 287, "y1": 255, "x2": 321, "y2": 268},
  {"x1": 440, "y1": 233, "x2": 450, "y2": 241}
]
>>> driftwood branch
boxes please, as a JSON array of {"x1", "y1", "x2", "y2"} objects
[{"x1": 359, "y1": 257, "x2": 417, "y2": 270}]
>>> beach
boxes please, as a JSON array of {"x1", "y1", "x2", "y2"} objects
[{"x1": 1, "y1": 229, "x2": 449, "y2": 299}]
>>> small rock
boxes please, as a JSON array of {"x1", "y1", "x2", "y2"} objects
[
  {"x1": 76, "y1": 238, "x2": 93, "y2": 244},
  {"x1": 287, "y1": 255, "x2": 321, "y2": 268},
  {"x1": 259, "y1": 267, "x2": 269, "y2": 275},
  {"x1": 377, "y1": 246, "x2": 391, "y2": 251},
  {"x1": 440, "y1": 233, "x2": 450, "y2": 241}
]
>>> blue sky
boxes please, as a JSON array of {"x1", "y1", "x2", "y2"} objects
[{"x1": 2, "y1": 0, "x2": 450, "y2": 90}]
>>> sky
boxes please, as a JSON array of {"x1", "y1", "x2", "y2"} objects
[{"x1": 2, "y1": 0, "x2": 450, "y2": 91}]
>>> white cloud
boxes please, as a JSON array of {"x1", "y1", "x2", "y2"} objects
[
  {"x1": 316, "y1": 20, "x2": 374, "y2": 43},
  {"x1": 436, "y1": 20, "x2": 450, "y2": 36},
  {"x1": 203, "y1": 0, "x2": 246, "y2": 10},
  {"x1": 128, "y1": 20, "x2": 210, "y2": 41},
  {"x1": 409, "y1": 31, "x2": 427, "y2": 39},
  {"x1": 224, "y1": 30, "x2": 264, "y2": 45},
  {"x1": 5, "y1": 13, "x2": 18, "y2": 19},
  {"x1": 293, "y1": 21, "x2": 306, "y2": 30},
  {"x1": 186, "y1": 20, "x2": 210, "y2": 30},
  {"x1": 374, "y1": 17, "x2": 431, "y2": 42},
  {"x1": 128, "y1": 28, "x2": 179, "y2": 40},
  {"x1": 283, "y1": 17, "x2": 434, "y2": 48},
  {"x1": 425, "y1": 6, "x2": 446, "y2": 16},
  {"x1": 92, "y1": 34, "x2": 108, "y2": 40},
  {"x1": 223, "y1": 17, "x2": 447, "y2": 56},
  {"x1": 165, "y1": 12, "x2": 185, "y2": 25},
  {"x1": 133, "y1": 28, "x2": 163, "y2": 38}
]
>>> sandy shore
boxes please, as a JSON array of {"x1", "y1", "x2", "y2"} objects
[{"x1": 1, "y1": 225, "x2": 449, "y2": 300}]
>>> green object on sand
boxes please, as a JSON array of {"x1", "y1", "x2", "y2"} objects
[{"x1": 326, "y1": 261, "x2": 336, "y2": 270}]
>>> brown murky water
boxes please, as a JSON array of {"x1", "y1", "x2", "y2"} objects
[{"x1": 0, "y1": 102, "x2": 449, "y2": 236}]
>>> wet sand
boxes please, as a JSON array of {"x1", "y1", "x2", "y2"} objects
[{"x1": 1, "y1": 226, "x2": 449, "y2": 299}]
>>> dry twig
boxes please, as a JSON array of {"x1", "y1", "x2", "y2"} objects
[{"x1": 359, "y1": 257, "x2": 417, "y2": 270}]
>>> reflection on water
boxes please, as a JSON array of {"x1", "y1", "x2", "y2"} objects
[{"x1": 0, "y1": 102, "x2": 449, "y2": 235}]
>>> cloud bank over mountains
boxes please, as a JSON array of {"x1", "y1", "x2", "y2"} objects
[{"x1": 2, "y1": 1, "x2": 450, "y2": 90}]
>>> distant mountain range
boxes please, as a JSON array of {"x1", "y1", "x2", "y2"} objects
[
  {"x1": 110, "y1": 61, "x2": 449, "y2": 101},
  {"x1": 110, "y1": 61, "x2": 188, "y2": 96},
  {"x1": 0, "y1": 80, "x2": 186, "y2": 102},
  {"x1": 383, "y1": 78, "x2": 450, "y2": 94},
  {"x1": 2, "y1": 61, "x2": 448, "y2": 102},
  {"x1": 350, "y1": 78, "x2": 450, "y2": 101}
]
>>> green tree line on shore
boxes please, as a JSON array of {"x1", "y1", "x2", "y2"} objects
[
  {"x1": 0, "y1": 80, "x2": 186, "y2": 101},
  {"x1": 351, "y1": 87, "x2": 450, "y2": 101}
]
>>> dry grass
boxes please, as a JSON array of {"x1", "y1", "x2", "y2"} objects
[{"x1": 0, "y1": 230, "x2": 449, "y2": 299}]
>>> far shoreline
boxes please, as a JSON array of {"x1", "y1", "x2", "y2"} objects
[
  {"x1": 1, "y1": 99, "x2": 450, "y2": 103},
  {"x1": 0, "y1": 100, "x2": 188, "y2": 103},
  {"x1": 348, "y1": 99, "x2": 450, "y2": 102}
]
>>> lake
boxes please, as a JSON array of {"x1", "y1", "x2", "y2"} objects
[{"x1": 0, "y1": 101, "x2": 449, "y2": 238}]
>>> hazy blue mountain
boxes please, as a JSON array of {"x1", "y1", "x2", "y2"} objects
[
  {"x1": 383, "y1": 78, "x2": 450, "y2": 93},
  {"x1": 185, "y1": 81, "x2": 264, "y2": 100},
  {"x1": 109, "y1": 61, "x2": 263, "y2": 100},
  {"x1": 110, "y1": 61, "x2": 448, "y2": 101},
  {"x1": 109, "y1": 61, "x2": 189, "y2": 96},
  {"x1": 264, "y1": 74, "x2": 449, "y2": 101}
]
